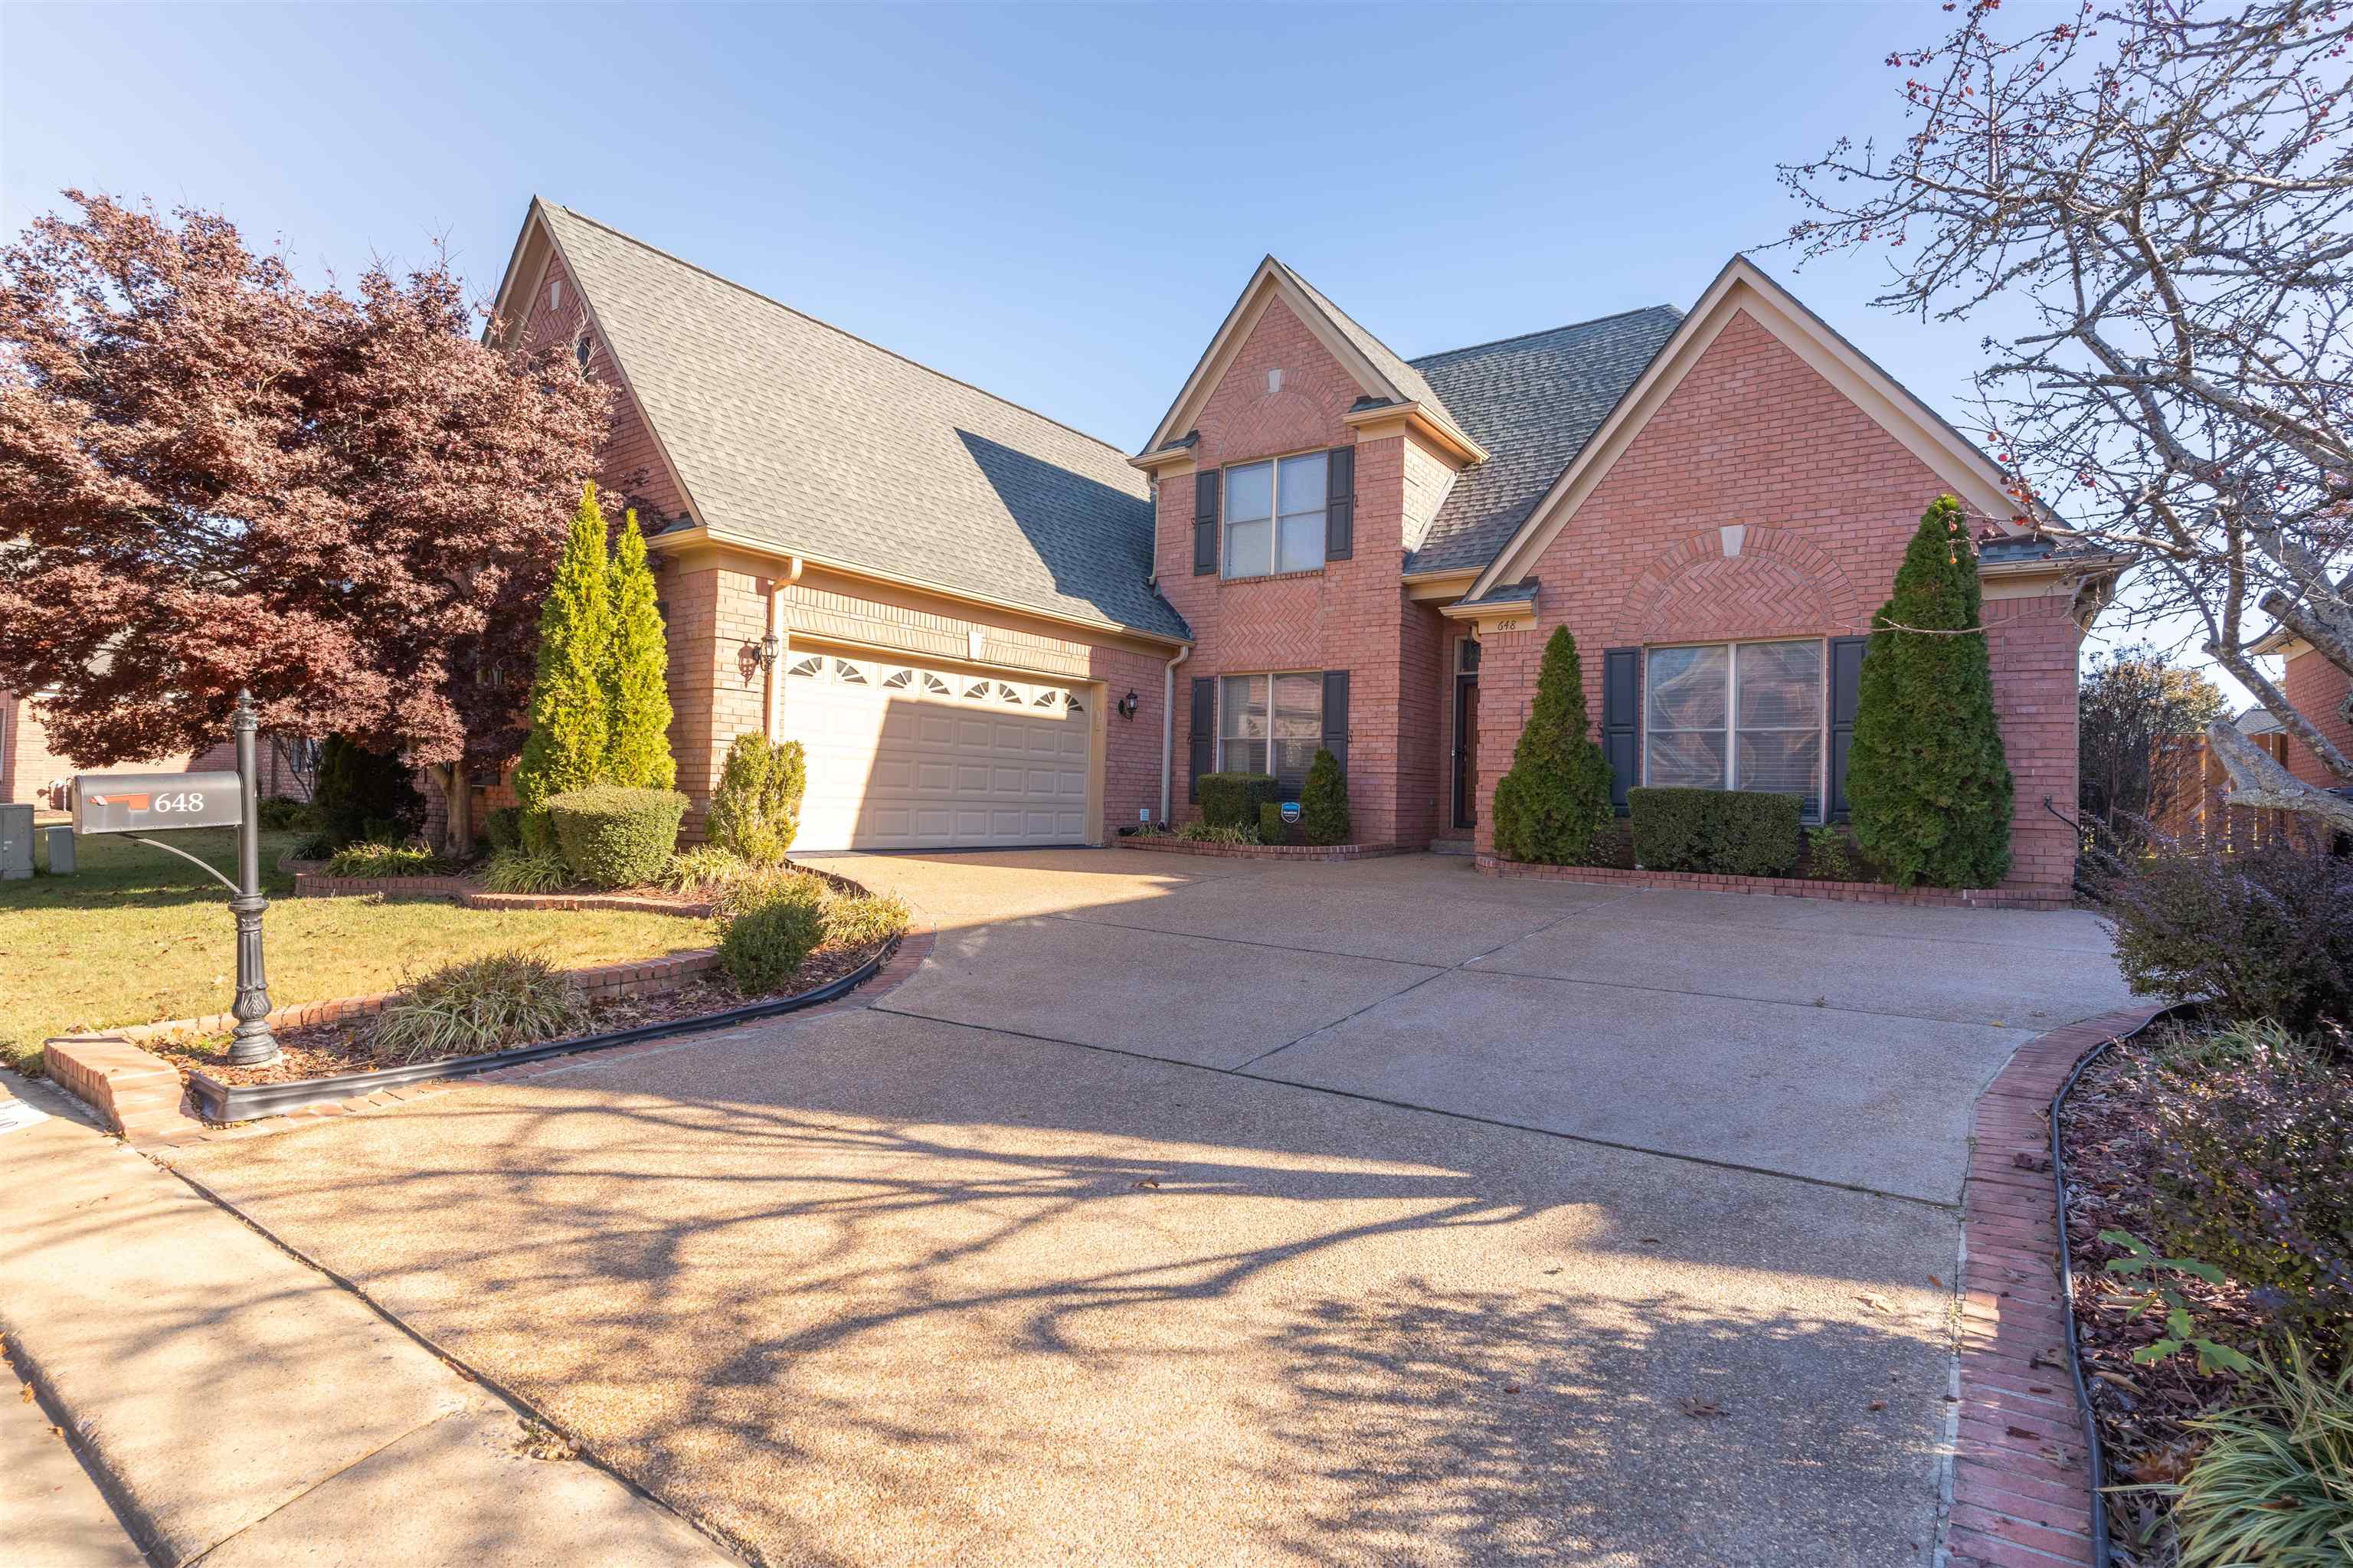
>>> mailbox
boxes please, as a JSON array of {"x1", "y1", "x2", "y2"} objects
[{"x1": 71, "y1": 772, "x2": 244, "y2": 835}]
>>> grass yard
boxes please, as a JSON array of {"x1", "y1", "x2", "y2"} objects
[{"x1": 0, "y1": 827, "x2": 716, "y2": 1075}]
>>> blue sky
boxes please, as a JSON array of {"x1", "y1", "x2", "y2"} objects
[{"x1": 1, "y1": 1, "x2": 2236, "y2": 692}]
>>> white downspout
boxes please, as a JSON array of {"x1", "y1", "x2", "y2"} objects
[
  {"x1": 1159, "y1": 643, "x2": 1190, "y2": 825},
  {"x1": 763, "y1": 556, "x2": 805, "y2": 741}
]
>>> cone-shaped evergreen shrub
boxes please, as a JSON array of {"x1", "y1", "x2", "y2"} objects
[
  {"x1": 1847, "y1": 496, "x2": 2013, "y2": 888},
  {"x1": 1300, "y1": 746, "x2": 1350, "y2": 846},
  {"x1": 706, "y1": 732, "x2": 807, "y2": 864},
  {"x1": 512, "y1": 485, "x2": 614, "y2": 816},
  {"x1": 1490, "y1": 627, "x2": 1614, "y2": 864},
  {"x1": 602, "y1": 508, "x2": 676, "y2": 790}
]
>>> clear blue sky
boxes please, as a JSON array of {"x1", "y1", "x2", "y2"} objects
[{"x1": 0, "y1": 1, "x2": 2241, "y2": 694}]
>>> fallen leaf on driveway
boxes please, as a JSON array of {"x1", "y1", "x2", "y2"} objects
[
  {"x1": 2012, "y1": 1151, "x2": 2053, "y2": 1172},
  {"x1": 1680, "y1": 1396, "x2": 1723, "y2": 1419},
  {"x1": 1638, "y1": 1237, "x2": 1661, "y2": 1245},
  {"x1": 1134, "y1": 1179, "x2": 1160, "y2": 1189},
  {"x1": 1501, "y1": 1384, "x2": 1523, "y2": 1395},
  {"x1": 1869, "y1": 1400, "x2": 1887, "y2": 1411},
  {"x1": 1927, "y1": 1275, "x2": 1943, "y2": 1288},
  {"x1": 1857, "y1": 1291, "x2": 1896, "y2": 1314}
]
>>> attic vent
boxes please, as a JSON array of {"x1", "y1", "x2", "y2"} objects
[
  {"x1": 1266, "y1": 368, "x2": 1283, "y2": 394},
  {"x1": 548, "y1": 280, "x2": 563, "y2": 311}
]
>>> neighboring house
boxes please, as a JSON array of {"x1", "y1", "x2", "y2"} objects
[
  {"x1": 2249, "y1": 633, "x2": 2353, "y2": 794},
  {"x1": 486, "y1": 199, "x2": 2103, "y2": 897},
  {"x1": 1, "y1": 690, "x2": 313, "y2": 807}
]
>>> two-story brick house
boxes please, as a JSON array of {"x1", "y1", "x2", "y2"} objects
[{"x1": 486, "y1": 200, "x2": 2101, "y2": 898}]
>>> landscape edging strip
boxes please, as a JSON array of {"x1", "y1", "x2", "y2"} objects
[
  {"x1": 187, "y1": 944, "x2": 892, "y2": 1121},
  {"x1": 2047, "y1": 1000, "x2": 2197, "y2": 1567}
]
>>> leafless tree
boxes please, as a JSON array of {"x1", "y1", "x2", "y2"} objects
[{"x1": 1780, "y1": 0, "x2": 2353, "y2": 831}]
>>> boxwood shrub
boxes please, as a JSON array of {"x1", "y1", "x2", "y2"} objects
[
  {"x1": 1257, "y1": 801, "x2": 1287, "y2": 845},
  {"x1": 1198, "y1": 772, "x2": 1278, "y2": 831},
  {"x1": 544, "y1": 785, "x2": 689, "y2": 889},
  {"x1": 1628, "y1": 787, "x2": 1802, "y2": 877},
  {"x1": 718, "y1": 878, "x2": 827, "y2": 994}
]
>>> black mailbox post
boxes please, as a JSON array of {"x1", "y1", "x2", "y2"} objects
[{"x1": 70, "y1": 691, "x2": 279, "y2": 1066}]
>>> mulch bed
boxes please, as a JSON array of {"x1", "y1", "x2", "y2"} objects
[
  {"x1": 2055, "y1": 1023, "x2": 2266, "y2": 1559},
  {"x1": 147, "y1": 938, "x2": 889, "y2": 1088}
]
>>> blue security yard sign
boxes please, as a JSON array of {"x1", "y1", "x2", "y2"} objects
[{"x1": 1281, "y1": 801, "x2": 1301, "y2": 825}]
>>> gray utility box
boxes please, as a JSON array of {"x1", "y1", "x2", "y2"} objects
[
  {"x1": 0, "y1": 804, "x2": 30, "y2": 880},
  {"x1": 41, "y1": 824, "x2": 74, "y2": 876}
]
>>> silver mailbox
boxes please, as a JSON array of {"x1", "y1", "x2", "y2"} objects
[{"x1": 70, "y1": 772, "x2": 244, "y2": 835}]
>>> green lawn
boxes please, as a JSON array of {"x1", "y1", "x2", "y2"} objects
[{"x1": 1, "y1": 827, "x2": 715, "y2": 1074}]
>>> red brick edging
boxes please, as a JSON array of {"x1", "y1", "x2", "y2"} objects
[
  {"x1": 1475, "y1": 853, "x2": 2072, "y2": 910},
  {"x1": 47, "y1": 927, "x2": 934, "y2": 1154},
  {"x1": 1944, "y1": 1005, "x2": 2164, "y2": 1568},
  {"x1": 1121, "y1": 836, "x2": 1409, "y2": 862}
]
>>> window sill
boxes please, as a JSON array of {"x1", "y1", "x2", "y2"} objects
[{"x1": 1218, "y1": 568, "x2": 1327, "y2": 588}]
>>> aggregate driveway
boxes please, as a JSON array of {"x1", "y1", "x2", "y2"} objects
[{"x1": 168, "y1": 849, "x2": 2139, "y2": 1567}]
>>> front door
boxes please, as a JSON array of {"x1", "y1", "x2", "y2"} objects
[{"x1": 1451, "y1": 641, "x2": 1481, "y2": 830}]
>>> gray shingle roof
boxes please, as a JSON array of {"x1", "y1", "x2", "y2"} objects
[
  {"x1": 1273, "y1": 260, "x2": 1458, "y2": 432},
  {"x1": 539, "y1": 202, "x2": 1188, "y2": 642},
  {"x1": 1402, "y1": 306, "x2": 1684, "y2": 574}
]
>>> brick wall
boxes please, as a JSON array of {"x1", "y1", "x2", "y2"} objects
[
  {"x1": 3, "y1": 692, "x2": 313, "y2": 807},
  {"x1": 2281, "y1": 645, "x2": 2353, "y2": 791},
  {"x1": 1471, "y1": 308, "x2": 2083, "y2": 897},
  {"x1": 1154, "y1": 297, "x2": 1442, "y2": 846}
]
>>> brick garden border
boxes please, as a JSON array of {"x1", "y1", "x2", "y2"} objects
[
  {"x1": 291, "y1": 869, "x2": 715, "y2": 917},
  {"x1": 1476, "y1": 852, "x2": 2072, "y2": 911},
  {"x1": 1943, "y1": 1004, "x2": 2165, "y2": 1568},
  {"x1": 1120, "y1": 836, "x2": 1409, "y2": 862}
]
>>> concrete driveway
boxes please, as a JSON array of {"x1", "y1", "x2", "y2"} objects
[{"x1": 167, "y1": 849, "x2": 2136, "y2": 1567}]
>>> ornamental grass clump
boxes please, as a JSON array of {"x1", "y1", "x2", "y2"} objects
[
  {"x1": 659, "y1": 844, "x2": 753, "y2": 899},
  {"x1": 320, "y1": 843, "x2": 451, "y2": 879},
  {"x1": 479, "y1": 847, "x2": 574, "y2": 895},
  {"x1": 819, "y1": 886, "x2": 911, "y2": 949},
  {"x1": 2161, "y1": 1340, "x2": 2353, "y2": 1568},
  {"x1": 368, "y1": 950, "x2": 584, "y2": 1066}
]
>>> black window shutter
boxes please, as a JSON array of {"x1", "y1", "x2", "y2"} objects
[
  {"x1": 1601, "y1": 648, "x2": 1639, "y2": 817},
  {"x1": 1187, "y1": 676, "x2": 1216, "y2": 802},
  {"x1": 1320, "y1": 670, "x2": 1350, "y2": 777},
  {"x1": 1193, "y1": 471, "x2": 1219, "y2": 575},
  {"x1": 1828, "y1": 635, "x2": 1867, "y2": 822},
  {"x1": 1325, "y1": 446, "x2": 1354, "y2": 561}
]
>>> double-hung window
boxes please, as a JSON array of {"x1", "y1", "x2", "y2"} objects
[
  {"x1": 1223, "y1": 453, "x2": 1327, "y2": 578},
  {"x1": 1643, "y1": 640, "x2": 1825, "y2": 820},
  {"x1": 1218, "y1": 673, "x2": 1323, "y2": 790}
]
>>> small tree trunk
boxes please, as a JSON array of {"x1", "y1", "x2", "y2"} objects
[{"x1": 427, "y1": 762, "x2": 474, "y2": 858}]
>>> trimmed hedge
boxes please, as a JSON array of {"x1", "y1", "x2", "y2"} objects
[
  {"x1": 1300, "y1": 747, "x2": 1350, "y2": 846},
  {"x1": 1628, "y1": 787, "x2": 1802, "y2": 876},
  {"x1": 483, "y1": 807, "x2": 523, "y2": 853},
  {"x1": 1258, "y1": 801, "x2": 1287, "y2": 845},
  {"x1": 1199, "y1": 772, "x2": 1278, "y2": 831},
  {"x1": 544, "y1": 784, "x2": 689, "y2": 889}
]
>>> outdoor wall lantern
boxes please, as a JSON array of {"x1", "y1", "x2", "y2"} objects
[
  {"x1": 1116, "y1": 689, "x2": 1140, "y2": 722},
  {"x1": 754, "y1": 633, "x2": 782, "y2": 672}
]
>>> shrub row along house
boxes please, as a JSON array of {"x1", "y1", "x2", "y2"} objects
[{"x1": 475, "y1": 198, "x2": 2109, "y2": 898}]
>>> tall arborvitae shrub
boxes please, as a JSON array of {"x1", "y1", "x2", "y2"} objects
[
  {"x1": 602, "y1": 508, "x2": 675, "y2": 791},
  {"x1": 1490, "y1": 627, "x2": 1614, "y2": 864},
  {"x1": 1299, "y1": 746, "x2": 1351, "y2": 846},
  {"x1": 1846, "y1": 495, "x2": 2013, "y2": 888},
  {"x1": 512, "y1": 484, "x2": 614, "y2": 818}
]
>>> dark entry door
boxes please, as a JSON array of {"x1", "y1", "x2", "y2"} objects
[{"x1": 1452, "y1": 670, "x2": 1480, "y2": 830}]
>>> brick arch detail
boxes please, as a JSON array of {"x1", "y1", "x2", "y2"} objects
[{"x1": 1622, "y1": 527, "x2": 1864, "y2": 644}]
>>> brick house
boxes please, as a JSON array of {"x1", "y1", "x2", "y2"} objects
[
  {"x1": 2251, "y1": 630, "x2": 2353, "y2": 801},
  {"x1": 486, "y1": 201, "x2": 2106, "y2": 897}
]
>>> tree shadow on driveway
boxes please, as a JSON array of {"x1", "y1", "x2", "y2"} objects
[{"x1": 170, "y1": 1007, "x2": 1958, "y2": 1566}]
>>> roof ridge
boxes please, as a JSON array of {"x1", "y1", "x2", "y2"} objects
[
  {"x1": 539, "y1": 200, "x2": 1134, "y2": 464},
  {"x1": 1410, "y1": 303, "x2": 1682, "y2": 368}
]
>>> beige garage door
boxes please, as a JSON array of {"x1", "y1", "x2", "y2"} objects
[{"x1": 781, "y1": 651, "x2": 1093, "y2": 851}]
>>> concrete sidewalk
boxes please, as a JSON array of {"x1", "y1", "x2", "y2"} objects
[{"x1": 0, "y1": 1072, "x2": 737, "y2": 1568}]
